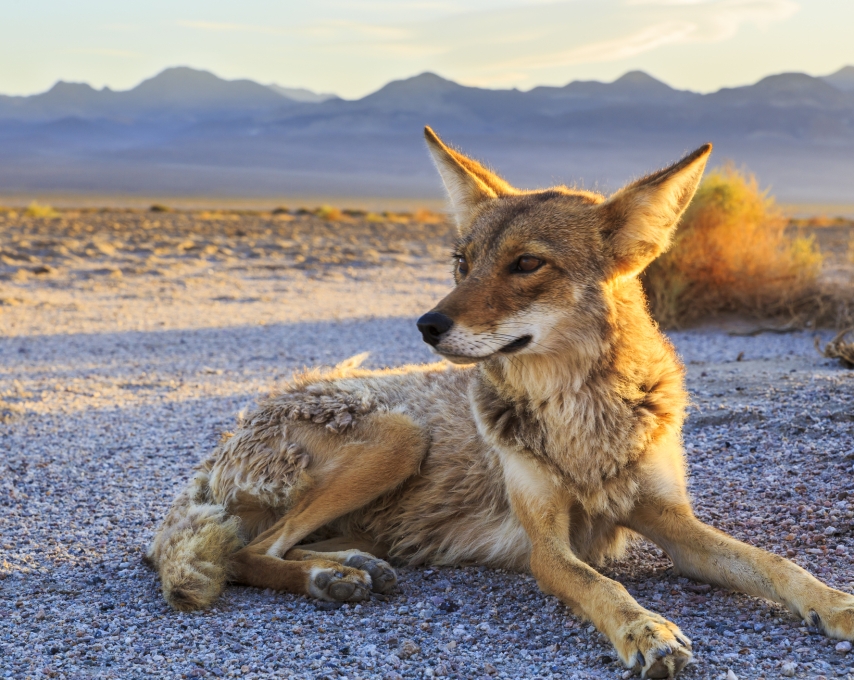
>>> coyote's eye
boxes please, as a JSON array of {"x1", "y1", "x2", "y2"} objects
[
  {"x1": 514, "y1": 255, "x2": 543, "y2": 273},
  {"x1": 456, "y1": 255, "x2": 469, "y2": 276}
]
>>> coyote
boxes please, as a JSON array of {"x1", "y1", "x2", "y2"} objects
[{"x1": 148, "y1": 128, "x2": 854, "y2": 678}]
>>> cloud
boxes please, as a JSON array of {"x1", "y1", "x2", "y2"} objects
[
  {"x1": 177, "y1": 19, "x2": 410, "y2": 41},
  {"x1": 493, "y1": 21, "x2": 699, "y2": 70},
  {"x1": 338, "y1": 0, "x2": 800, "y2": 81},
  {"x1": 177, "y1": 0, "x2": 802, "y2": 93},
  {"x1": 466, "y1": 0, "x2": 799, "y2": 75}
]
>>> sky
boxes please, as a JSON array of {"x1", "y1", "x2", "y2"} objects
[{"x1": 2, "y1": 0, "x2": 852, "y2": 99}]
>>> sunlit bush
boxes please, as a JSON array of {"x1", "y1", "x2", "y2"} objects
[
  {"x1": 315, "y1": 205, "x2": 342, "y2": 221},
  {"x1": 643, "y1": 166, "x2": 824, "y2": 327}
]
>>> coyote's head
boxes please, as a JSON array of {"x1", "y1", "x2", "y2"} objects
[{"x1": 417, "y1": 127, "x2": 711, "y2": 365}]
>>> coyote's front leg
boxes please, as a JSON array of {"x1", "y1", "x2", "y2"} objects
[
  {"x1": 502, "y1": 452, "x2": 692, "y2": 679},
  {"x1": 628, "y1": 501, "x2": 854, "y2": 641}
]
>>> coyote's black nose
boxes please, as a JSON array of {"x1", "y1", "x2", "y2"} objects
[{"x1": 417, "y1": 312, "x2": 453, "y2": 346}]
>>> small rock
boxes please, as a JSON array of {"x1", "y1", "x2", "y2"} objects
[
  {"x1": 726, "y1": 670, "x2": 738, "y2": 680},
  {"x1": 397, "y1": 639, "x2": 420, "y2": 659},
  {"x1": 434, "y1": 662, "x2": 451, "y2": 677},
  {"x1": 781, "y1": 661, "x2": 796, "y2": 677},
  {"x1": 836, "y1": 640, "x2": 852, "y2": 653},
  {"x1": 483, "y1": 662, "x2": 498, "y2": 675},
  {"x1": 836, "y1": 545, "x2": 848, "y2": 555},
  {"x1": 315, "y1": 601, "x2": 342, "y2": 611},
  {"x1": 825, "y1": 526, "x2": 838, "y2": 536},
  {"x1": 34, "y1": 608, "x2": 45, "y2": 621}
]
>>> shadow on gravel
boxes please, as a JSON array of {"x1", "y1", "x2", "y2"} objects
[{"x1": 0, "y1": 315, "x2": 437, "y2": 377}]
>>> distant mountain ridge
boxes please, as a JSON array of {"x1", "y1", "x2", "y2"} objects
[
  {"x1": 3, "y1": 65, "x2": 852, "y2": 123},
  {"x1": 1, "y1": 65, "x2": 853, "y2": 203},
  {"x1": 0, "y1": 67, "x2": 334, "y2": 122},
  {"x1": 267, "y1": 84, "x2": 336, "y2": 103},
  {"x1": 823, "y1": 66, "x2": 854, "y2": 92}
]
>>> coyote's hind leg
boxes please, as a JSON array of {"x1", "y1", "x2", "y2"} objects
[
  {"x1": 230, "y1": 411, "x2": 425, "y2": 601},
  {"x1": 285, "y1": 547, "x2": 398, "y2": 595}
]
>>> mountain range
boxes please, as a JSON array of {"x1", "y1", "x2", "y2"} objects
[{"x1": 1, "y1": 65, "x2": 853, "y2": 204}]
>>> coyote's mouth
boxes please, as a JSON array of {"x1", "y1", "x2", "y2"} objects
[{"x1": 499, "y1": 335, "x2": 532, "y2": 354}]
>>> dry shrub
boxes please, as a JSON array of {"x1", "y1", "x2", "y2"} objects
[
  {"x1": 315, "y1": 205, "x2": 342, "y2": 221},
  {"x1": 197, "y1": 211, "x2": 239, "y2": 221},
  {"x1": 816, "y1": 329, "x2": 854, "y2": 368},
  {"x1": 24, "y1": 201, "x2": 59, "y2": 218},
  {"x1": 643, "y1": 166, "x2": 828, "y2": 328},
  {"x1": 413, "y1": 208, "x2": 444, "y2": 224}
]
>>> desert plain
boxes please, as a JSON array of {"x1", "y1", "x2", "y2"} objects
[{"x1": 1, "y1": 208, "x2": 854, "y2": 679}]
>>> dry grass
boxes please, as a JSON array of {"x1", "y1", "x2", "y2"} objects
[
  {"x1": 643, "y1": 166, "x2": 852, "y2": 329},
  {"x1": 315, "y1": 205, "x2": 343, "y2": 221},
  {"x1": 815, "y1": 329, "x2": 854, "y2": 368},
  {"x1": 24, "y1": 201, "x2": 59, "y2": 218}
]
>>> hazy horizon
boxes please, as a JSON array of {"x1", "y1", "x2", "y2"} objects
[{"x1": 3, "y1": 0, "x2": 853, "y2": 98}]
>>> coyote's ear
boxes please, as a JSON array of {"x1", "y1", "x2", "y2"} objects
[
  {"x1": 600, "y1": 143, "x2": 712, "y2": 279},
  {"x1": 424, "y1": 126, "x2": 516, "y2": 232}
]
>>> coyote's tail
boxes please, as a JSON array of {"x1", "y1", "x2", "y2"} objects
[{"x1": 146, "y1": 470, "x2": 242, "y2": 611}]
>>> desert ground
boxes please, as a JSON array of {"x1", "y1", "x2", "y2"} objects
[{"x1": 1, "y1": 209, "x2": 854, "y2": 680}]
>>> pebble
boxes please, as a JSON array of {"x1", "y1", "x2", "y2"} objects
[
  {"x1": 837, "y1": 640, "x2": 852, "y2": 653},
  {"x1": 781, "y1": 661, "x2": 797, "y2": 676},
  {"x1": 397, "y1": 639, "x2": 421, "y2": 659},
  {"x1": 726, "y1": 670, "x2": 739, "y2": 680}
]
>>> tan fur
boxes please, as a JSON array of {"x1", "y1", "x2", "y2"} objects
[{"x1": 149, "y1": 129, "x2": 854, "y2": 678}]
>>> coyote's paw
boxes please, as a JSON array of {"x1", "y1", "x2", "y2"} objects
[
  {"x1": 615, "y1": 613, "x2": 692, "y2": 679},
  {"x1": 343, "y1": 552, "x2": 398, "y2": 594},
  {"x1": 807, "y1": 589, "x2": 854, "y2": 640},
  {"x1": 308, "y1": 564, "x2": 371, "y2": 602}
]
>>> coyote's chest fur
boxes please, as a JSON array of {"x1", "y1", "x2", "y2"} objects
[{"x1": 202, "y1": 308, "x2": 686, "y2": 571}]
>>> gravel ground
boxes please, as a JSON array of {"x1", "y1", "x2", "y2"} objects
[{"x1": 2, "y1": 211, "x2": 854, "y2": 680}]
